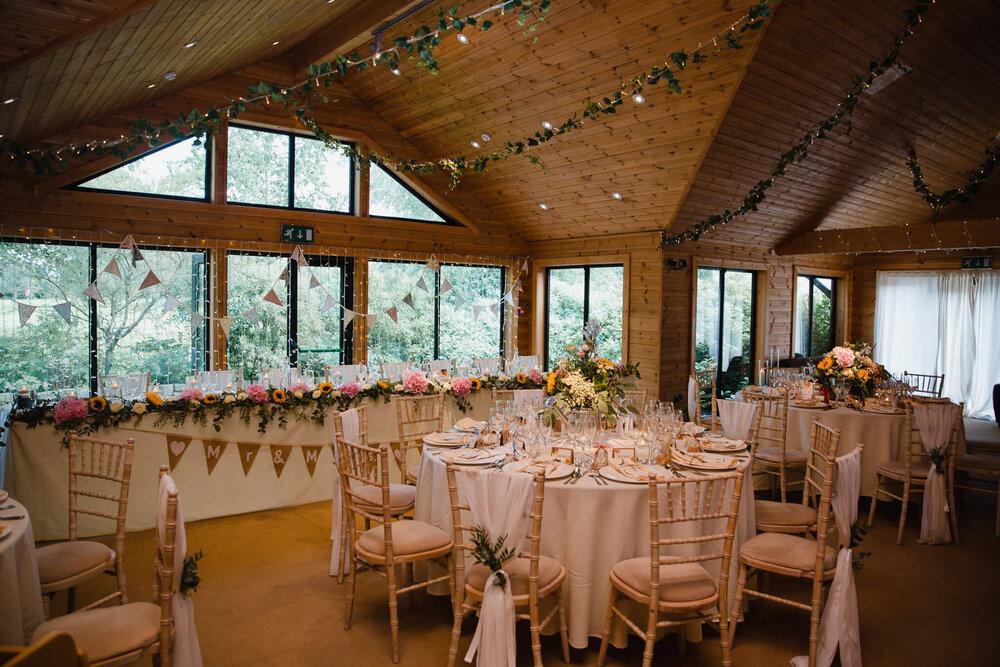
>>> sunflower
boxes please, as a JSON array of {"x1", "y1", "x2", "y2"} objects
[
  {"x1": 440, "y1": 368, "x2": 448, "y2": 376},
  {"x1": 272, "y1": 389, "x2": 287, "y2": 403},
  {"x1": 204, "y1": 393, "x2": 218, "y2": 404},
  {"x1": 516, "y1": 372, "x2": 527, "y2": 384},
  {"x1": 817, "y1": 357, "x2": 833, "y2": 371},
  {"x1": 88, "y1": 396, "x2": 107, "y2": 411},
  {"x1": 146, "y1": 392, "x2": 164, "y2": 406},
  {"x1": 318, "y1": 382, "x2": 334, "y2": 394},
  {"x1": 470, "y1": 378, "x2": 482, "y2": 391},
  {"x1": 546, "y1": 372, "x2": 557, "y2": 393},
  {"x1": 857, "y1": 368, "x2": 869, "y2": 382}
]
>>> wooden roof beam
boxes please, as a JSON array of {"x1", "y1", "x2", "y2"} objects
[
  {"x1": 774, "y1": 219, "x2": 1000, "y2": 255},
  {"x1": 291, "y1": 0, "x2": 424, "y2": 80}
]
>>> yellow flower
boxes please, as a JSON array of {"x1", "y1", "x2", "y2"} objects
[
  {"x1": 546, "y1": 372, "x2": 556, "y2": 393},
  {"x1": 146, "y1": 392, "x2": 164, "y2": 406},
  {"x1": 88, "y1": 396, "x2": 107, "y2": 411},
  {"x1": 440, "y1": 368, "x2": 448, "y2": 376},
  {"x1": 272, "y1": 389, "x2": 286, "y2": 403},
  {"x1": 318, "y1": 382, "x2": 334, "y2": 394},
  {"x1": 516, "y1": 373, "x2": 527, "y2": 384},
  {"x1": 377, "y1": 380, "x2": 389, "y2": 390},
  {"x1": 817, "y1": 358, "x2": 833, "y2": 371},
  {"x1": 470, "y1": 378, "x2": 482, "y2": 391},
  {"x1": 204, "y1": 393, "x2": 218, "y2": 404},
  {"x1": 857, "y1": 369, "x2": 869, "y2": 382}
]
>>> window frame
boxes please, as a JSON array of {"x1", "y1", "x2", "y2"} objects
[
  {"x1": 225, "y1": 123, "x2": 356, "y2": 216},
  {"x1": 543, "y1": 263, "x2": 625, "y2": 370},
  {"x1": 367, "y1": 163, "x2": 458, "y2": 226},
  {"x1": 695, "y1": 265, "x2": 759, "y2": 390},
  {"x1": 796, "y1": 274, "x2": 837, "y2": 357},
  {"x1": 67, "y1": 135, "x2": 212, "y2": 203}
]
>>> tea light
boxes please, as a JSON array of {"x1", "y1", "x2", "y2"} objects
[
  {"x1": 19, "y1": 385, "x2": 29, "y2": 394},
  {"x1": 263, "y1": 373, "x2": 271, "y2": 384},
  {"x1": 224, "y1": 382, "x2": 233, "y2": 392},
  {"x1": 111, "y1": 381, "x2": 120, "y2": 391}
]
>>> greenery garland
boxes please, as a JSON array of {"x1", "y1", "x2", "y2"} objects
[
  {"x1": 0, "y1": 0, "x2": 774, "y2": 190},
  {"x1": 659, "y1": 1, "x2": 934, "y2": 247},
  {"x1": 907, "y1": 145, "x2": 1000, "y2": 213}
]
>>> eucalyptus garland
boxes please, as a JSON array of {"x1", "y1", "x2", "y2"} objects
[
  {"x1": 907, "y1": 145, "x2": 1000, "y2": 214},
  {"x1": 659, "y1": 1, "x2": 934, "y2": 247}
]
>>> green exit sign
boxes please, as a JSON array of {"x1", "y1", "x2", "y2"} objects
[
  {"x1": 961, "y1": 256, "x2": 991, "y2": 269},
  {"x1": 281, "y1": 225, "x2": 315, "y2": 244}
]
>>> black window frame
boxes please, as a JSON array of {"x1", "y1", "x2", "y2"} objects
[
  {"x1": 367, "y1": 163, "x2": 459, "y2": 227},
  {"x1": 697, "y1": 266, "x2": 758, "y2": 391},
  {"x1": 66, "y1": 135, "x2": 212, "y2": 203},
  {"x1": 797, "y1": 274, "x2": 837, "y2": 357},
  {"x1": 543, "y1": 263, "x2": 624, "y2": 370},
  {"x1": 225, "y1": 123, "x2": 356, "y2": 216}
]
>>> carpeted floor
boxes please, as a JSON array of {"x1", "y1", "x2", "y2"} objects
[{"x1": 55, "y1": 491, "x2": 999, "y2": 666}]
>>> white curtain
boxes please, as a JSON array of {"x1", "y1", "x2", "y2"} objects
[{"x1": 874, "y1": 270, "x2": 1000, "y2": 419}]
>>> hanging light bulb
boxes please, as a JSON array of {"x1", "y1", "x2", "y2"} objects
[
  {"x1": 470, "y1": 140, "x2": 481, "y2": 149},
  {"x1": 541, "y1": 121, "x2": 554, "y2": 130},
  {"x1": 611, "y1": 192, "x2": 623, "y2": 200},
  {"x1": 538, "y1": 203, "x2": 549, "y2": 210},
  {"x1": 481, "y1": 133, "x2": 491, "y2": 142},
  {"x1": 632, "y1": 92, "x2": 646, "y2": 104},
  {"x1": 391, "y1": 67, "x2": 401, "y2": 76},
  {"x1": 456, "y1": 32, "x2": 470, "y2": 44}
]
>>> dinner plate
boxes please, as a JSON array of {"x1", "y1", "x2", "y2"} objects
[
  {"x1": 424, "y1": 432, "x2": 473, "y2": 447},
  {"x1": 790, "y1": 401, "x2": 829, "y2": 410},
  {"x1": 671, "y1": 450, "x2": 740, "y2": 471},
  {"x1": 599, "y1": 464, "x2": 669, "y2": 484},
  {"x1": 453, "y1": 419, "x2": 487, "y2": 433},
  {"x1": 503, "y1": 459, "x2": 575, "y2": 480},
  {"x1": 439, "y1": 449, "x2": 505, "y2": 466},
  {"x1": 0, "y1": 521, "x2": 10, "y2": 541},
  {"x1": 857, "y1": 406, "x2": 904, "y2": 415}
]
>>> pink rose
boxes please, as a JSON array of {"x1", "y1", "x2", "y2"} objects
[
  {"x1": 287, "y1": 381, "x2": 309, "y2": 393},
  {"x1": 246, "y1": 384, "x2": 269, "y2": 404},
  {"x1": 53, "y1": 397, "x2": 88, "y2": 424},
  {"x1": 402, "y1": 370, "x2": 429, "y2": 394},
  {"x1": 339, "y1": 381, "x2": 361, "y2": 398},
  {"x1": 832, "y1": 346, "x2": 856, "y2": 368},
  {"x1": 527, "y1": 368, "x2": 544, "y2": 385},
  {"x1": 178, "y1": 387, "x2": 204, "y2": 401},
  {"x1": 451, "y1": 376, "x2": 471, "y2": 397}
]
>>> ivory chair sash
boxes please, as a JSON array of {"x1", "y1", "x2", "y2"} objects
[
  {"x1": 716, "y1": 399, "x2": 758, "y2": 441},
  {"x1": 426, "y1": 359, "x2": 455, "y2": 376},
  {"x1": 157, "y1": 471, "x2": 202, "y2": 667},
  {"x1": 687, "y1": 377, "x2": 699, "y2": 424},
  {"x1": 380, "y1": 362, "x2": 411, "y2": 382},
  {"x1": 330, "y1": 408, "x2": 360, "y2": 578},
  {"x1": 325, "y1": 364, "x2": 365, "y2": 384},
  {"x1": 914, "y1": 402, "x2": 962, "y2": 545}
]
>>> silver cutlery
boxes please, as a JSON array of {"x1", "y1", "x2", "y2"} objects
[
  {"x1": 0, "y1": 504, "x2": 15, "y2": 510},
  {"x1": 0, "y1": 514, "x2": 25, "y2": 520}
]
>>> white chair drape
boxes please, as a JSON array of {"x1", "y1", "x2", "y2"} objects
[
  {"x1": 687, "y1": 377, "x2": 698, "y2": 422},
  {"x1": 717, "y1": 400, "x2": 757, "y2": 441},
  {"x1": 914, "y1": 403, "x2": 960, "y2": 545},
  {"x1": 329, "y1": 409, "x2": 360, "y2": 576},
  {"x1": 456, "y1": 468, "x2": 534, "y2": 667},
  {"x1": 791, "y1": 445, "x2": 863, "y2": 667},
  {"x1": 157, "y1": 473, "x2": 202, "y2": 667}
]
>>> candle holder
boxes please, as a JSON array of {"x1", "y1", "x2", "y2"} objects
[{"x1": 16, "y1": 387, "x2": 35, "y2": 410}]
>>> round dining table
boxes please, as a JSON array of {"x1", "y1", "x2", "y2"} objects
[
  {"x1": 414, "y1": 441, "x2": 755, "y2": 650},
  {"x1": 0, "y1": 497, "x2": 45, "y2": 646}
]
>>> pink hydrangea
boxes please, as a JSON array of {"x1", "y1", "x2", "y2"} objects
[
  {"x1": 246, "y1": 383, "x2": 269, "y2": 404},
  {"x1": 527, "y1": 367, "x2": 544, "y2": 385},
  {"x1": 832, "y1": 346, "x2": 856, "y2": 368},
  {"x1": 451, "y1": 376, "x2": 471, "y2": 397},
  {"x1": 402, "y1": 370, "x2": 429, "y2": 394},
  {"x1": 53, "y1": 397, "x2": 88, "y2": 424},
  {"x1": 339, "y1": 381, "x2": 361, "y2": 398},
  {"x1": 287, "y1": 381, "x2": 309, "y2": 393},
  {"x1": 178, "y1": 387, "x2": 204, "y2": 401}
]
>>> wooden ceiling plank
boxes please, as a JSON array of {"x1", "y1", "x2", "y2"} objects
[{"x1": 775, "y1": 219, "x2": 1000, "y2": 255}]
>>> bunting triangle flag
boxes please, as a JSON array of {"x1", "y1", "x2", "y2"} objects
[
  {"x1": 321, "y1": 294, "x2": 338, "y2": 313},
  {"x1": 103, "y1": 258, "x2": 122, "y2": 278},
  {"x1": 504, "y1": 290, "x2": 515, "y2": 307},
  {"x1": 191, "y1": 313, "x2": 207, "y2": 332},
  {"x1": 53, "y1": 301, "x2": 72, "y2": 324},
  {"x1": 472, "y1": 305, "x2": 482, "y2": 321},
  {"x1": 366, "y1": 314, "x2": 377, "y2": 332},
  {"x1": 440, "y1": 278, "x2": 453, "y2": 294},
  {"x1": 402, "y1": 293, "x2": 414, "y2": 310},
  {"x1": 278, "y1": 267, "x2": 289, "y2": 283},
  {"x1": 343, "y1": 310, "x2": 354, "y2": 330},
  {"x1": 120, "y1": 235, "x2": 135, "y2": 250},
  {"x1": 131, "y1": 247, "x2": 144, "y2": 267},
  {"x1": 83, "y1": 281, "x2": 104, "y2": 304},
  {"x1": 162, "y1": 294, "x2": 181, "y2": 313},
  {"x1": 515, "y1": 279, "x2": 523, "y2": 292},
  {"x1": 309, "y1": 274, "x2": 321, "y2": 289},
  {"x1": 18, "y1": 302, "x2": 36, "y2": 327},
  {"x1": 453, "y1": 293, "x2": 467, "y2": 309},
  {"x1": 520, "y1": 258, "x2": 529, "y2": 275},
  {"x1": 245, "y1": 306, "x2": 260, "y2": 324},
  {"x1": 270, "y1": 445, "x2": 293, "y2": 478},
  {"x1": 237, "y1": 443, "x2": 261, "y2": 476},
  {"x1": 301, "y1": 446, "x2": 324, "y2": 477},
  {"x1": 203, "y1": 439, "x2": 228, "y2": 475},
  {"x1": 219, "y1": 317, "x2": 233, "y2": 338},
  {"x1": 489, "y1": 303, "x2": 500, "y2": 316},
  {"x1": 290, "y1": 246, "x2": 305, "y2": 265},
  {"x1": 263, "y1": 288, "x2": 283, "y2": 308},
  {"x1": 385, "y1": 306, "x2": 398, "y2": 323},
  {"x1": 426, "y1": 255, "x2": 440, "y2": 273},
  {"x1": 166, "y1": 434, "x2": 193, "y2": 470},
  {"x1": 138, "y1": 270, "x2": 161, "y2": 291},
  {"x1": 415, "y1": 276, "x2": 428, "y2": 292}
]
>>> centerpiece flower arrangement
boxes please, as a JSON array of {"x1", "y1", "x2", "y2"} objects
[
  {"x1": 544, "y1": 321, "x2": 640, "y2": 424},
  {"x1": 811, "y1": 341, "x2": 888, "y2": 400}
]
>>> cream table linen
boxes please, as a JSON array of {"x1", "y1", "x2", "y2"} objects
[
  {"x1": 414, "y1": 450, "x2": 755, "y2": 649},
  {"x1": 0, "y1": 499, "x2": 44, "y2": 645}
]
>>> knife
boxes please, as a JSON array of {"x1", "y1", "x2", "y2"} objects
[{"x1": 0, "y1": 514, "x2": 25, "y2": 520}]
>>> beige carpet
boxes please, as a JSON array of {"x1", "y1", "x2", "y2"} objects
[{"x1": 54, "y1": 492, "x2": 999, "y2": 666}]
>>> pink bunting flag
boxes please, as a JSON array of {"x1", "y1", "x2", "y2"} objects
[
  {"x1": 18, "y1": 302, "x2": 36, "y2": 327},
  {"x1": 440, "y1": 278, "x2": 453, "y2": 294},
  {"x1": 343, "y1": 310, "x2": 354, "y2": 330},
  {"x1": 489, "y1": 303, "x2": 499, "y2": 316},
  {"x1": 278, "y1": 267, "x2": 289, "y2": 283},
  {"x1": 83, "y1": 281, "x2": 104, "y2": 304},
  {"x1": 138, "y1": 270, "x2": 161, "y2": 291},
  {"x1": 103, "y1": 258, "x2": 121, "y2": 278},
  {"x1": 219, "y1": 317, "x2": 233, "y2": 337},
  {"x1": 402, "y1": 293, "x2": 414, "y2": 310},
  {"x1": 366, "y1": 314, "x2": 378, "y2": 332},
  {"x1": 289, "y1": 247, "x2": 305, "y2": 265},
  {"x1": 53, "y1": 301, "x2": 72, "y2": 324},
  {"x1": 520, "y1": 259, "x2": 529, "y2": 275},
  {"x1": 385, "y1": 306, "x2": 398, "y2": 323},
  {"x1": 321, "y1": 295, "x2": 338, "y2": 313},
  {"x1": 426, "y1": 255, "x2": 440, "y2": 272},
  {"x1": 263, "y1": 288, "x2": 283, "y2": 308},
  {"x1": 120, "y1": 235, "x2": 135, "y2": 250}
]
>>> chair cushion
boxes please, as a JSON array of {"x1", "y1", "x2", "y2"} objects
[
  {"x1": 874, "y1": 460, "x2": 931, "y2": 479},
  {"x1": 611, "y1": 558, "x2": 717, "y2": 604},
  {"x1": 756, "y1": 447, "x2": 807, "y2": 465},
  {"x1": 354, "y1": 484, "x2": 416, "y2": 514},
  {"x1": 466, "y1": 556, "x2": 563, "y2": 597},
  {"x1": 30, "y1": 602, "x2": 160, "y2": 662},
  {"x1": 357, "y1": 520, "x2": 451, "y2": 557},
  {"x1": 406, "y1": 469, "x2": 419, "y2": 484},
  {"x1": 755, "y1": 500, "x2": 817, "y2": 528},
  {"x1": 955, "y1": 453, "x2": 1000, "y2": 472},
  {"x1": 740, "y1": 532, "x2": 837, "y2": 572},
  {"x1": 37, "y1": 540, "x2": 114, "y2": 585}
]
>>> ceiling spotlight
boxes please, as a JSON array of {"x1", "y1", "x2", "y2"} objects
[
  {"x1": 456, "y1": 32, "x2": 470, "y2": 44},
  {"x1": 470, "y1": 140, "x2": 481, "y2": 148},
  {"x1": 611, "y1": 191, "x2": 623, "y2": 200},
  {"x1": 538, "y1": 203, "x2": 549, "y2": 210},
  {"x1": 272, "y1": 40, "x2": 281, "y2": 46},
  {"x1": 3, "y1": 97, "x2": 19, "y2": 105},
  {"x1": 164, "y1": 71, "x2": 177, "y2": 81},
  {"x1": 390, "y1": 67, "x2": 401, "y2": 76},
  {"x1": 481, "y1": 133, "x2": 491, "y2": 142},
  {"x1": 146, "y1": 83, "x2": 156, "y2": 89},
  {"x1": 541, "y1": 121, "x2": 554, "y2": 130},
  {"x1": 632, "y1": 92, "x2": 646, "y2": 104},
  {"x1": 182, "y1": 40, "x2": 198, "y2": 49}
]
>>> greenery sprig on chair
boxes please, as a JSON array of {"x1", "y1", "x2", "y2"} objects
[{"x1": 469, "y1": 527, "x2": 515, "y2": 589}]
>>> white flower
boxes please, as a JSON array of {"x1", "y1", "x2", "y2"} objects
[
  {"x1": 312, "y1": 390, "x2": 322, "y2": 399},
  {"x1": 132, "y1": 402, "x2": 147, "y2": 414},
  {"x1": 110, "y1": 401, "x2": 123, "y2": 413},
  {"x1": 362, "y1": 383, "x2": 372, "y2": 390},
  {"x1": 189, "y1": 400, "x2": 201, "y2": 409},
  {"x1": 294, "y1": 390, "x2": 304, "y2": 399},
  {"x1": 224, "y1": 395, "x2": 236, "y2": 404},
  {"x1": 441, "y1": 381, "x2": 451, "y2": 391},
  {"x1": 395, "y1": 384, "x2": 404, "y2": 392},
  {"x1": 237, "y1": 392, "x2": 247, "y2": 400},
  {"x1": 332, "y1": 390, "x2": 342, "y2": 398},
  {"x1": 498, "y1": 374, "x2": 508, "y2": 382}
]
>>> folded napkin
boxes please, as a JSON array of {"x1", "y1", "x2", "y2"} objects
[
  {"x1": 609, "y1": 461, "x2": 666, "y2": 482},
  {"x1": 455, "y1": 418, "x2": 486, "y2": 431},
  {"x1": 441, "y1": 448, "x2": 497, "y2": 462}
]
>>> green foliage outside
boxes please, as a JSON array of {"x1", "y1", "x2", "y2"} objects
[
  {"x1": 78, "y1": 137, "x2": 207, "y2": 199},
  {"x1": 795, "y1": 276, "x2": 834, "y2": 357},
  {"x1": 545, "y1": 266, "x2": 623, "y2": 369},
  {"x1": 369, "y1": 165, "x2": 445, "y2": 222},
  {"x1": 696, "y1": 268, "x2": 754, "y2": 398}
]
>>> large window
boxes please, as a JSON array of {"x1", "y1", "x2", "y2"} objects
[
  {"x1": 794, "y1": 275, "x2": 836, "y2": 357},
  {"x1": 74, "y1": 136, "x2": 209, "y2": 201},
  {"x1": 369, "y1": 165, "x2": 448, "y2": 223},
  {"x1": 544, "y1": 264, "x2": 624, "y2": 369},
  {"x1": 367, "y1": 260, "x2": 504, "y2": 365},
  {"x1": 696, "y1": 267, "x2": 756, "y2": 397},
  {"x1": 226, "y1": 124, "x2": 353, "y2": 214}
]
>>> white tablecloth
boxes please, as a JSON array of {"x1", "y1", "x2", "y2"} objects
[
  {"x1": 414, "y1": 449, "x2": 755, "y2": 649},
  {"x1": 786, "y1": 406, "x2": 906, "y2": 495},
  {"x1": 0, "y1": 499, "x2": 44, "y2": 645},
  {"x1": 7, "y1": 393, "x2": 494, "y2": 541}
]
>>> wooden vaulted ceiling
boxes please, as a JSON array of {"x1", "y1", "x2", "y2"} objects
[{"x1": 1, "y1": 0, "x2": 999, "y2": 249}]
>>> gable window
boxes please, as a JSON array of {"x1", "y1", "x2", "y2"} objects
[
  {"x1": 794, "y1": 275, "x2": 837, "y2": 357},
  {"x1": 368, "y1": 164, "x2": 448, "y2": 223},
  {"x1": 544, "y1": 265, "x2": 624, "y2": 370},
  {"x1": 696, "y1": 267, "x2": 757, "y2": 397},
  {"x1": 226, "y1": 124, "x2": 353, "y2": 214},
  {"x1": 74, "y1": 136, "x2": 209, "y2": 201}
]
